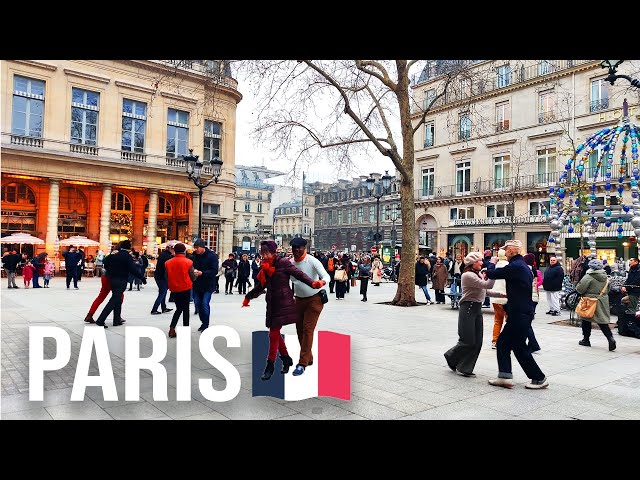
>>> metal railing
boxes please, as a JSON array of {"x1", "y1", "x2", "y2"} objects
[
  {"x1": 412, "y1": 60, "x2": 595, "y2": 112},
  {"x1": 414, "y1": 164, "x2": 631, "y2": 201},
  {"x1": 590, "y1": 98, "x2": 609, "y2": 112},
  {"x1": 538, "y1": 111, "x2": 556, "y2": 124},
  {"x1": 495, "y1": 120, "x2": 510, "y2": 132}
]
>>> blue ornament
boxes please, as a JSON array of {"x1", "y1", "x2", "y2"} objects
[
  {"x1": 548, "y1": 237, "x2": 554, "y2": 243},
  {"x1": 568, "y1": 227, "x2": 574, "y2": 233},
  {"x1": 604, "y1": 210, "x2": 612, "y2": 217},
  {"x1": 618, "y1": 217, "x2": 624, "y2": 223},
  {"x1": 618, "y1": 233, "x2": 623, "y2": 239},
  {"x1": 623, "y1": 205, "x2": 630, "y2": 212},
  {"x1": 617, "y1": 226, "x2": 624, "y2": 233},
  {"x1": 605, "y1": 221, "x2": 612, "y2": 227}
]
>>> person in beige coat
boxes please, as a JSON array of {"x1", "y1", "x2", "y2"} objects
[
  {"x1": 487, "y1": 249, "x2": 508, "y2": 349},
  {"x1": 431, "y1": 257, "x2": 448, "y2": 304}
]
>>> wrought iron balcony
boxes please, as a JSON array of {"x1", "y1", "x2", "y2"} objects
[
  {"x1": 590, "y1": 98, "x2": 609, "y2": 112},
  {"x1": 538, "y1": 111, "x2": 555, "y2": 124}
]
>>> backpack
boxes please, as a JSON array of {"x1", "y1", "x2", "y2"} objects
[{"x1": 328, "y1": 257, "x2": 334, "y2": 271}]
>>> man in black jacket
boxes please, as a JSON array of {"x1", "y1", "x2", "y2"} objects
[
  {"x1": 192, "y1": 238, "x2": 219, "y2": 332},
  {"x1": 4, "y1": 250, "x2": 21, "y2": 288},
  {"x1": 96, "y1": 240, "x2": 146, "y2": 327},
  {"x1": 542, "y1": 256, "x2": 564, "y2": 315},
  {"x1": 150, "y1": 246, "x2": 174, "y2": 315},
  {"x1": 62, "y1": 246, "x2": 82, "y2": 289},
  {"x1": 622, "y1": 257, "x2": 640, "y2": 312},
  {"x1": 486, "y1": 239, "x2": 548, "y2": 390}
]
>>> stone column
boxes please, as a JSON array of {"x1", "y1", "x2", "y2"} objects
[
  {"x1": 45, "y1": 179, "x2": 60, "y2": 257},
  {"x1": 147, "y1": 189, "x2": 158, "y2": 256},
  {"x1": 191, "y1": 191, "x2": 200, "y2": 242},
  {"x1": 99, "y1": 184, "x2": 112, "y2": 252}
]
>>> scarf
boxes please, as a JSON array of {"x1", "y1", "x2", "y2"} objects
[
  {"x1": 256, "y1": 256, "x2": 276, "y2": 287},
  {"x1": 293, "y1": 252, "x2": 306, "y2": 262}
]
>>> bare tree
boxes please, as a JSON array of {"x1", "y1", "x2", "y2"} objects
[{"x1": 234, "y1": 60, "x2": 481, "y2": 306}]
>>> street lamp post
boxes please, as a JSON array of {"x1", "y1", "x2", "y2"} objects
[
  {"x1": 183, "y1": 149, "x2": 223, "y2": 240},
  {"x1": 366, "y1": 170, "x2": 392, "y2": 256},
  {"x1": 601, "y1": 60, "x2": 640, "y2": 88},
  {"x1": 385, "y1": 203, "x2": 400, "y2": 253}
]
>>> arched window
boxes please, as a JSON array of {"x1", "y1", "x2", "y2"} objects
[
  {"x1": 111, "y1": 192, "x2": 132, "y2": 212},
  {"x1": 1, "y1": 182, "x2": 35, "y2": 204},
  {"x1": 178, "y1": 196, "x2": 190, "y2": 216},
  {"x1": 59, "y1": 187, "x2": 87, "y2": 212},
  {"x1": 144, "y1": 196, "x2": 172, "y2": 214}
]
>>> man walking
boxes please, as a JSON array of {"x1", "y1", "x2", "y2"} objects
[
  {"x1": 192, "y1": 238, "x2": 219, "y2": 332},
  {"x1": 542, "y1": 256, "x2": 564, "y2": 316},
  {"x1": 289, "y1": 237, "x2": 330, "y2": 376},
  {"x1": 150, "y1": 245, "x2": 174, "y2": 315},
  {"x1": 4, "y1": 249, "x2": 20, "y2": 288},
  {"x1": 485, "y1": 239, "x2": 549, "y2": 389},
  {"x1": 95, "y1": 240, "x2": 146, "y2": 328},
  {"x1": 221, "y1": 253, "x2": 237, "y2": 294}
]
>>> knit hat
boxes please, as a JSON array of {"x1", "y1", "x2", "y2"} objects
[
  {"x1": 464, "y1": 251, "x2": 483, "y2": 266},
  {"x1": 173, "y1": 243, "x2": 186, "y2": 254},
  {"x1": 193, "y1": 238, "x2": 206, "y2": 248},
  {"x1": 588, "y1": 259, "x2": 604, "y2": 270},
  {"x1": 503, "y1": 239, "x2": 522, "y2": 251},
  {"x1": 260, "y1": 240, "x2": 278, "y2": 254},
  {"x1": 497, "y1": 249, "x2": 507, "y2": 261},
  {"x1": 484, "y1": 249, "x2": 492, "y2": 256},
  {"x1": 523, "y1": 253, "x2": 536, "y2": 266}
]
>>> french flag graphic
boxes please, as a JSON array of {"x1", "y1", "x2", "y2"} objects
[{"x1": 252, "y1": 331, "x2": 350, "y2": 401}]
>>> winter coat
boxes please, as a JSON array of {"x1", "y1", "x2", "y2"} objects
[
  {"x1": 237, "y1": 259, "x2": 251, "y2": 280},
  {"x1": 245, "y1": 255, "x2": 316, "y2": 329},
  {"x1": 624, "y1": 265, "x2": 640, "y2": 296},
  {"x1": 43, "y1": 261, "x2": 55, "y2": 276},
  {"x1": 431, "y1": 263, "x2": 448, "y2": 290},
  {"x1": 22, "y1": 264, "x2": 35, "y2": 281},
  {"x1": 251, "y1": 260, "x2": 260, "y2": 280},
  {"x1": 486, "y1": 254, "x2": 535, "y2": 317},
  {"x1": 358, "y1": 263, "x2": 372, "y2": 279},
  {"x1": 154, "y1": 249, "x2": 173, "y2": 280},
  {"x1": 487, "y1": 259, "x2": 509, "y2": 305},
  {"x1": 371, "y1": 258, "x2": 383, "y2": 283},
  {"x1": 542, "y1": 263, "x2": 564, "y2": 291},
  {"x1": 415, "y1": 261, "x2": 429, "y2": 287},
  {"x1": 575, "y1": 269, "x2": 611, "y2": 325},
  {"x1": 192, "y1": 248, "x2": 219, "y2": 292}
]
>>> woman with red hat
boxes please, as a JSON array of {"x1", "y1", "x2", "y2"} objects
[{"x1": 242, "y1": 240, "x2": 326, "y2": 381}]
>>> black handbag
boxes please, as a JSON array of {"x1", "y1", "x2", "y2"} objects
[{"x1": 319, "y1": 289, "x2": 329, "y2": 304}]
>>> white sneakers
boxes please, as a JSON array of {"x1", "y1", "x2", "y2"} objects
[{"x1": 488, "y1": 378, "x2": 514, "y2": 389}]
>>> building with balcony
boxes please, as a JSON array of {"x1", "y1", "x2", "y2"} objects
[
  {"x1": 312, "y1": 173, "x2": 402, "y2": 255},
  {"x1": 411, "y1": 59, "x2": 640, "y2": 267},
  {"x1": 1, "y1": 60, "x2": 241, "y2": 258},
  {"x1": 232, "y1": 165, "x2": 283, "y2": 254}
]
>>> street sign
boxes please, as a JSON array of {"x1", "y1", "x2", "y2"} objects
[
  {"x1": 331, "y1": 244, "x2": 336, "y2": 251},
  {"x1": 350, "y1": 244, "x2": 356, "y2": 252},
  {"x1": 371, "y1": 246, "x2": 377, "y2": 254}
]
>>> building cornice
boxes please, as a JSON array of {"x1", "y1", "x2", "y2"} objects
[
  {"x1": 416, "y1": 153, "x2": 440, "y2": 161},
  {"x1": 63, "y1": 68, "x2": 110, "y2": 84},
  {"x1": 485, "y1": 139, "x2": 517, "y2": 148},
  {"x1": 11, "y1": 60, "x2": 58, "y2": 71},
  {"x1": 114, "y1": 80, "x2": 156, "y2": 95},
  {"x1": 161, "y1": 91, "x2": 198, "y2": 104},
  {"x1": 449, "y1": 146, "x2": 476, "y2": 155},
  {"x1": 577, "y1": 119, "x2": 618, "y2": 131},
  {"x1": 527, "y1": 130, "x2": 563, "y2": 141}
]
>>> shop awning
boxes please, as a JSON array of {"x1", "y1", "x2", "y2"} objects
[{"x1": 562, "y1": 221, "x2": 634, "y2": 238}]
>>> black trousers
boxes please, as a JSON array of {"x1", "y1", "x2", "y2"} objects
[
  {"x1": 360, "y1": 278, "x2": 369, "y2": 298},
  {"x1": 329, "y1": 270, "x2": 335, "y2": 293},
  {"x1": 582, "y1": 320, "x2": 613, "y2": 339},
  {"x1": 170, "y1": 290, "x2": 191, "y2": 328},
  {"x1": 238, "y1": 278, "x2": 248, "y2": 294},
  {"x1": 96, "y1": 277, "x2": 127, "y2": 324},
  {"x1": 225, "y1": 275, "x2": 234, "y2": 293},
  {"x1": 66, "y1": 268, "x2": 78, "y2": 288}
]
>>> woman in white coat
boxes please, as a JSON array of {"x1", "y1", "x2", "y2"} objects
[{"x1": 371, "y1": 256, "x2": 383, "y2": 286}]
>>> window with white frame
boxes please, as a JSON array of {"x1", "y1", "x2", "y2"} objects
[
  {"x1": 369, "y1": 206, "x2": 375, "y2": 223},
  {"x1": 347, "y1": 208, "x2": 352, "y2": 224},
  {"x1": 587, "y1": 146, "x2": 606, "y2": 180},
  {"x1": 456, "y1": 160, "x2": 471, "y2": 195},
  {"x1": 529, "y1": 200, "x2": 550, "y2": 215},
  {"x1": 493, "y1": 155, "x2": 510, "y2": 189},
  {"x1": 537, "y1": 147, "x2": 556, "y2": 182},
  {"x1": 12, "y1": 76, "x2": 45, "y2": 138},
  {"x1": 424, "y1": 88, "x2": 436, "y2": 110},
  {"x1": 538, "y1": 60, "x2": 554, "y2": 76},
  {"x1": 257, "y1": 192, "x2": 263, "y2": 200},
  {"x1": 424, "y1": 121, "x2": 435, "y2": 147},
  {"x1": 244, "y1": 202, "x2": 250, "y2": 212},
  {"x1": 422, "y1": 167, "x2": 435, "y2": 197},
  {"x1": 245, "y1": 191, "x2": 250, "y2": 199},
  {"x1": 459, "y1": 112, "x2": 471, "y2": 140},
  {"x1": 497, "y1": 65, "x2": 511, "y2": 88},
  {"x1": 203, "y1": 203, "x2": 220, "y2": 215},
  {"x1": 337, "y1": 210, "x2": 342, "y2": 225},
  {"x1": 538, "y1": 91, "x2": 554, "y2": 123},
  {"x1": 204, "y1": 120, "x2": 221, "y2": 161},
  {"x1": 304, "y1": 224, "x2": 309, "y2": 234},
  {"x1": 450, "y1": 206, "x2": 474, "y2": 220},
  {"x1": 257, "y1": 203, "x2": 263, "y2": 213},
  {"x1": 357, "y1": 207, "x2": 364, "y2": 224},
  {"x1": 495, "y1": 101, "x2": 510, "y2": 132},
  {"x1": 590, "y1": 78, "x2": 609, "y2": 112},
  {"x1": 71, "y1": 87, "x2": 99, "y2": 145},
  {"x1": 487, "y1": 203, "x2": 514, "y2": 218},
  {"x1": 121, "y1": 99, "x2": 146, "y2": 153},
  {"x1": 304, "y1": 208, "x2": 309, "y2": 217},
  {"x1": 166, "y1": 108, "x2": 189, "y2": 157}
]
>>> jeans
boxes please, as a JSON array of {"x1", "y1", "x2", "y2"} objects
[
  {"x1": 32, "y1": 268, "x2": 41, "y2": 287},
  {"x1": 419, "y1": 285, "x2": 432, "y2": 301},
  {"x1": 152, "y1": 277, "x2": 169, "y2": 312},
  {"x1": 193, "y1": 290, "x2": 212, "y2": 328}
]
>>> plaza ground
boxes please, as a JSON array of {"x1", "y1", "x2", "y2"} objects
[{"x1": 1, "y1": 277, "x2": 639, "y2": 420}]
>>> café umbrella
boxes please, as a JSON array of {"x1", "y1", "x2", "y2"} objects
[
  {"x1": 58, "y1": 236, "x2": 100, "y2": 247},
  {"x1": 0, "y1": 232, "x2": 45, "y2": 245},
  {"x1": 158, "y1": 239, "x2": 194, "y2": 249}
]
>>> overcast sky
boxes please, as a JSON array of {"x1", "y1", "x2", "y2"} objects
[{"x1": 234, "y1": 76, "x2": 396, "y2": 185}]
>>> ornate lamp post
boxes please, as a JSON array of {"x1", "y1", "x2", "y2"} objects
[
  {"x1": 601, "y1": 60, "x2": 640, "y2": 88},
  {"x1": 385, "y1": 203, "x2": 400, "y2": 253},
  {"x1": 183, "y1": 149, "x2": 223, "y2": 240},
  {"x1": 366, "y1": 170, "x2": 392, "y2": 255}
]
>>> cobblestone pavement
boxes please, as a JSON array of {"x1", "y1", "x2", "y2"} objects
[{"x1": 1, "y1": 277, "x2": 639, "y2": 420}]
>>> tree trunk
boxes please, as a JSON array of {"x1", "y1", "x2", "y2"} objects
[{"x1": 391, "y1": 62, "x2": 417, "y2": 306}]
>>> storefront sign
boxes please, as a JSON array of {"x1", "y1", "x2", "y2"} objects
[{"x1": 452, "y1": 215, "x2": 546, "y2": 227}]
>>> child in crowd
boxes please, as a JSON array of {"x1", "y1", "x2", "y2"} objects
[
  {"x1": 23, "y1": 261, "x2": 35, "y2": 287},
  {"x1": 43, "y1": 258, "x2": 55, "y2": 288}
]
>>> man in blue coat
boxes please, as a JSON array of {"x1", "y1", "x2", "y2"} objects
[
  {"x1": 485, "y1": 239, "x2": 548, "y2": 389},
  {"x1": 192, "y1": 238, "x2": 219, "y2": 332}
]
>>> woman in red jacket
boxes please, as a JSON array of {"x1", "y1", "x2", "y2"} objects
[{"x1": 243, "y1": 241, "x2": 325, "y2": 381}]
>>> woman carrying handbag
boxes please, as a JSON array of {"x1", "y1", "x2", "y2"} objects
[{"x1": 575, "y1": 259, "x2": 615, "y2": 351}]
